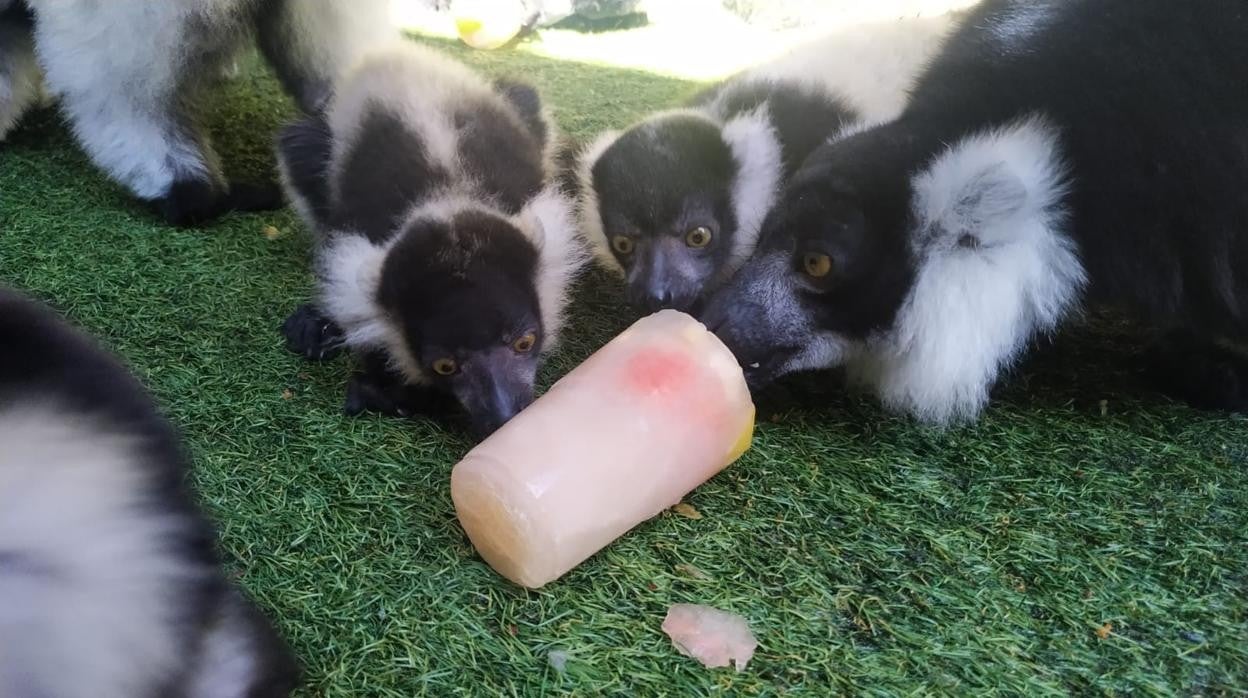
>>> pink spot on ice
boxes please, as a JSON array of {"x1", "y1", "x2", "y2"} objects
[{"x1": 625, "y1": 348, "x2": 695, "y2": 396}]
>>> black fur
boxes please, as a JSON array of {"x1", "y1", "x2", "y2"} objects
[
  {"x1": 1146, "y1": 331, "x2": 1248, "y2": 411},
  {"x1": 276, "y1": 115, "x2": 335, "y2": 227},
  {"x1": 157, "y1": 177, "x2": 227, "y2": 227},
  {"x1": 0, "y1": 0, "x2": 31, "y2": 25},
  {"x1": 254, "y1": 0, "x2": 332, "y2": 113},
  {"x1": 493, "y1": 78, "x2": 549, "y2": 149},
  {"x1": 282, "y1": 81, "x2": 548, "y2": 233},
  {"x1": 589, "y1": 78, "x2": 859, "y2": 314},
  {"x1": 377, "y1": 212, "x2": 543, "y2": 352},
  {"x1": 706, "y1": 0, "x2": 1248, "y2": 413},
  {"x1": 0, "y1": 287, "x2": 300, "y2": 696},
  {"x1": 592, "y1": 116, "x2": 737, "y2": 313},
  {"x1": 342, "y1": 350, "x2": 461, "y2": 419},
  {"x1": 452, "y1": 96, "x2": 547, "y2": 215},
  {"x1": 158, "y1": 178, "x2": 284, "y2": 228},
  {"x1": 376, "y1": 211, "x2": 544, "y2": 436},
  {"x1": 331, "y1": 107, "x2": 449, "y2": 242},
  {"x1": 281, "y1": 303, "x2": 346, "y2": 360},
  {"x1": 693, "y1": 80, "x2": 859, "y2": 177}
]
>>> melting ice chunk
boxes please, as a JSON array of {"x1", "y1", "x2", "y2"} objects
[{"x1": 661, "y1": 603, "x2": 758, "y2": 671}]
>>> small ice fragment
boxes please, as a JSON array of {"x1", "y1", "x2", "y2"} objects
[
  {"x1": 547, "y1": 649, "x2": 569, "y2": 673},
  {"x1": 661, "y1": 604, "x2": 758, "y2": 671},
  {"x1": 674, "y1": 563, "x2": 711, "y2": 580},
  {"x1": 672, "y1": 502, "x2": 702, "y2": 519}
]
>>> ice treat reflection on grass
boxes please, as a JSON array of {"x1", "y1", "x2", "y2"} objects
[{"x1": 450, "y1": 310, "x2": 755, "y2": 588}]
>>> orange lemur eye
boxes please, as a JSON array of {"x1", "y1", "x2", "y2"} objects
[
  {"x1": 803, "y1": 252, "x2": 833, "y2": 278},
  {"x1": 611, "y1": 235, "x2": 634, "y2": 255},
  {"x1": 512, "y1": 332, "x2": 537, "y2": 353},
  {"x1": 685, "y1": 226, "x2": 712, "y2": 248},
  {"x1": 432, "y1": 358, "x2": 458, "y2": 376}
]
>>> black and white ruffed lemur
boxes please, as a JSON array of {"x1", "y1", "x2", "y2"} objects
[
  {"x1": 277, "y1": 42, "x2": 586, "y2": 438},
  {"x1": 576, "y1": 13, "x2": 957, "y2": 315},
  {"x1": 0, "y1": 287, "x2": 300, "y2": 698},
  {"x1": 703, "y1": 0, "x2": 1248, "y2": 422}
]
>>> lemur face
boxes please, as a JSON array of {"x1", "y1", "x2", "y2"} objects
[
  {"x1": 702, "y1": 153, "x2": 914, "y2": 389},
  {"x1": 705, "y1": 112, "x2": 1078, "y2": 430},
  {"x1": 379, "y1": 212, "x2": 545, "y2": 437},
  {"x1": 588, "y1": 115, "x2": 741, "y2": 314}
]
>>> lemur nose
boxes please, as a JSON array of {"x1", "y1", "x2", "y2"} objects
[{"x1": 647, "y1": 288, "x2": 675, "y2": 312}]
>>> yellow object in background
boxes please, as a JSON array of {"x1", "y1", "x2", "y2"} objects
[{"x1": 452, "y1": 0, "x2": 528, "y2": 49}]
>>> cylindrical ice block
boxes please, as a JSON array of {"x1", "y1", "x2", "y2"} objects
[{"x1": 450, "y1": 310, "x2": 755, "y2": 589}]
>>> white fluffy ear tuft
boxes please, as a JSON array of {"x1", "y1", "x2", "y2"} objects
[
  {"x1": 850, "y1": 115, "x2": 1086, "y2": 425},
  {"x1": 575, "y1": 129, "x2": 625, "y2": 276},
  {"x1": 315, "y1": 235, "x2": 393, "y2": 350},
  {"x1": 943, "y1": 163, "x2": 1029, "y2": 243},
  {"x1": 720, "y1": 106, "x2": 783, "y2": 278},
  {"x1": 516, "y1": 187, "x2": 591, "y2": 351},
  {"x1": 913, "y1": 115, "x2": 1069, "y2": 252}
]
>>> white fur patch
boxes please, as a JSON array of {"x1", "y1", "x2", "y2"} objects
[
  {"x1": 514, "y1": 186, "x2": 590, "y2": 351},
  {"x1": 574, "y1": 128, "x2": 625, "y2": 275},
  {"x1": 316, "y1": 233, "x2": 396, "y2": 352},
  {"x1": 26, "y1": 0, "x2": 395, "y2": 198},
  {"x1": 0, "y1": 404, "x2": 206, "y2": 698},
  {"x1": 27, "y1": 0, "x2": 251, "y2": 198},
  {"x1": 848, "y1": 116, "x2": 1086, "y2": 424},
  {"x1": 742, "y1": 12, "x2": 957, "y2": 125},
  {"x1": 0, "y1": 22, "x2": 43, "y2": 142},
  {"x1": 720, "y1": 106, "x2": 783, "y2": 279},
  {"x1": 186, "y1": 591, "x2": 261, "y2": 698}
]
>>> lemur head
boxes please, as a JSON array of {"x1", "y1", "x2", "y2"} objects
[
  {"x1": 578, "y1": 108, "x2": 783, "y2": 315},
  {"x1": 703, "y1": 116, "x2": 1084, "y2": 424},
  {"x1": 320, "y1": 191, "x2": 584, "y2": 437},
  {"x1": 382, "y1": 212, "x2": 543, "y2": 437}
]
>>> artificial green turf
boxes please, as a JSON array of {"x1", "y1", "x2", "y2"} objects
[{"x1": 1, "y1": 36, "x2": 1246, "y2": 697}]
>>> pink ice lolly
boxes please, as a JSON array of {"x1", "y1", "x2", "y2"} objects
[{"x1": 450, "y1": 310, "x2": 756, "y2": 588}]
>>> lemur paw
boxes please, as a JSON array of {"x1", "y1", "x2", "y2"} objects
[
  {"x1": 157, "y1": 178, "x2": 227, "y2": 227},
  {"x1": 281, "y1": 304, "x2": 346, "y2": 361},
  {"x1": 226, "y1": 180, "x2": 284, "y2": 213},
  {"x1": 156, "y1": 178, "x2": 283, "y2": 226},
  {"x1": 343, "y1": 374, "x2": 410, "y2": 417}
]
